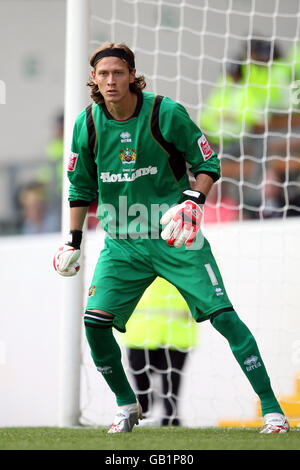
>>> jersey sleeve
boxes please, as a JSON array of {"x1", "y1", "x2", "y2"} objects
[
  {"x1": 67, "y1": 110, "x2": 98, "y2": 205},
  {"x1": 159, "y1": 97, "x2": 221, "y2": 181}
]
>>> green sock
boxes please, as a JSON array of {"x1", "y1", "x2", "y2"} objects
[
  {"x1": 211, "y1": 310, "x2": 283, "y2": 416},
  {"x1": 84, "y1": 312, "x2": 136, "y2": 406}
]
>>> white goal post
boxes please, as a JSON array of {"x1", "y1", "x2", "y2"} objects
[{"x1": 59, "y1": 0, "x2": 90, "y2": 427}]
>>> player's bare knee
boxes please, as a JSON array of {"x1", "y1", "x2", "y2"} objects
[{"x1": 87, "y1": 309, "x2": 114, "y2": 318}]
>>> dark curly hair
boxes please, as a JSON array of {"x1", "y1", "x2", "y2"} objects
[{"x1": 86, "y1": 42, "x2": 146, "y2": 105}]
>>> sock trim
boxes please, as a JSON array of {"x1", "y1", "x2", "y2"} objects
[{"x1": 84, "y1": 310, "x2": 113, "y2": 328}]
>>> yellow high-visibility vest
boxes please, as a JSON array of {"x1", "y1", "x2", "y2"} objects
[
  {"x1": 242, "y1": 61, "x2": 290, "y2": 112},
  {"x1": 199, "y1": 75, "x2": 259, "y2": 146},
  {"x1": 122, "y1": 277, "x2": 199, "y2": 350},
  {"x1": 199, "y1": 60, "x2": 290, "y2": 147}
]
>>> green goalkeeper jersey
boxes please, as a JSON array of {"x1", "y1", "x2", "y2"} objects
[{"x1": 68, "y1": 91, "x2": 220, "y2": 237}]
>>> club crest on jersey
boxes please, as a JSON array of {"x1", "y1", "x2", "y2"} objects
[
  {"x1": 120, "y1": 147, "x2": 136, "y2": 165},
  {"x1": 198, "y1": 134, "x2": 213, "y2": 161}
]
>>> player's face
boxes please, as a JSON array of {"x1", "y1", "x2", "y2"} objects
[{"x1": 92, "y1": 57, "x2": 136, "y2": 105}]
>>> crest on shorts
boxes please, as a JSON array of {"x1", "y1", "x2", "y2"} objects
[
  {"x1": 120, "y1": 147, "x2": 136, "y2": 165},
  {"x1": 88, "y1": 285, "x2": 96, "y2": 297}
]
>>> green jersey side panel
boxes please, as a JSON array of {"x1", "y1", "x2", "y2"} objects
[
  {"x1": 158, "y1": 96, "x2": 221, "y2": 178},
  {"x1": 68, "y1": 108, "x2": 98, "y2": 203}
]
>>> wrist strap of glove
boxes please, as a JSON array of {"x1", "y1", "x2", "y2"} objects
[
  {"x1": 66, "y1": 230, "x2": 83, "y2": 249},
  {"x1": 182, "y1": 190, "x2": 206, "y2": 205}
]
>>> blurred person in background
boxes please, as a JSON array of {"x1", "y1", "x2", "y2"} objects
[
  {"x1": 122, "y1": 277, "x2": 198, "y2": 427},
  {"x1": 199, "y1": 38, "x2": 291, "y2": 219},
  {"x1": 189, "y1": 171, "x2": 239, "y2": 224},
  {"x1": 36, "y1": 111, "x2": 64, "y2": 229},
  {"x1": 288, "y1": 42, "x2": 300, "y2": 81},
  {"x1": 242, "y1": 39, "x2": 290, "y2": 121},
  {"x1": 199, "y1": 58, "x2": 254, "y2": 158},
  {"x1": 18, "y1": 181, "x2": 60, "y2": 234},
  {"x1": 261, "y1": 166, "x2": 286, "y2": 219},
  {"x1": 203, "y1": 182, "x2": 240, "y2": 224},
  {"x1": 265, "y1": 42, "x2": 300, "y2": 217},
  {"x1": 260, "y1": 164, "x2": 300, "y2": 219},
  {"x1": 39, "y1": 112, "x2": 64, "y2": 203},
  {"x1": 198, "y1": 56, "x2": 258, "y2": 210},
  {"x1": 40, "y1": 111, "x2": 98, "y2": 229},
  {"x1": 240, "y1": 39, "x2": 291, "y2": 216},
  {"x1": 45, "y1": 112, "x2": 64, "y2": 179}
]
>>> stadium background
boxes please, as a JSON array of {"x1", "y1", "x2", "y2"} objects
[{"x1": 0, "y1": 0, "x2": 300, "y2": 428}]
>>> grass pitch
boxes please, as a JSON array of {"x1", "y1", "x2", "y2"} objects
[{"x1": 0, "y1": 426, "x2": 299, "y2": 451}]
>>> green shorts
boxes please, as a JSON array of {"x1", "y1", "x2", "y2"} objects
[{"x1": 86, "y1": 234, "x2": 233, "y2": 332}]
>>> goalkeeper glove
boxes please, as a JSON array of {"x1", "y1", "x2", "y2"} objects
[
  {"x1": 160, "y1": 190, "x2": 205, "y2": 248},
  {"x1": 53, "y1": 230, "x2": 82, "y2": 277}
]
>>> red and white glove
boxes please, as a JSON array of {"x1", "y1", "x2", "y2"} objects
[
  {"x1": 160, "y1": 190, "x2": 205, "y2": 248},
  {"x1": 53, "y1": 230, "x2": 82, "y2": 277}
]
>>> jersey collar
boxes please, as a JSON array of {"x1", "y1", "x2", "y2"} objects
[{"x1": 101, "y1": 91, "x2": 143, "y2": 121}]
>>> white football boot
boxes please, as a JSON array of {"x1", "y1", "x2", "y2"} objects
[
  {"x1": 260, "y1": 413, "x2": 290, "y2": 434},
  {"x1": 108, "y1": 402, "x2": 143, "y2": 434}
]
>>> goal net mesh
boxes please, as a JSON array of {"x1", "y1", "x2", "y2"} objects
[{"x1": 79, "y1": 0, "x2": 300, "y2": 427}]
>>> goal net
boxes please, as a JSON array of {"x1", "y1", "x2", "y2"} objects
[{"x1": 67, "y1": 0, "x2": 300, "y2": 427}]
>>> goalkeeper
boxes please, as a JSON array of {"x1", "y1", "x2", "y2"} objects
[{"x1": 54, "y1": 41, "x2": 289, "y2": 434}]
